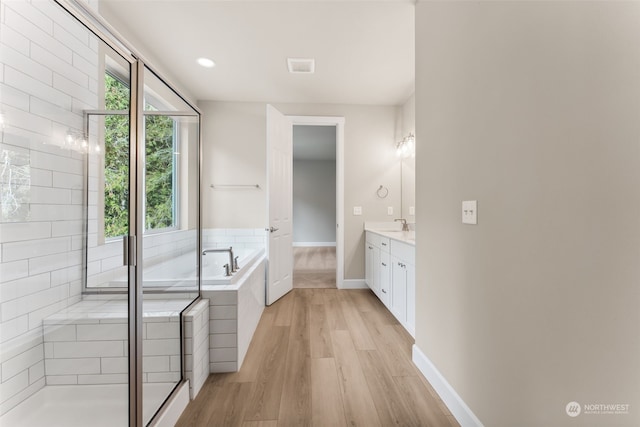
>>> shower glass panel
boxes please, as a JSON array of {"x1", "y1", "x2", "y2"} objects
[
  {"x1": 1, "y1": 1, "x2": 200, "y2": 426},
  {"x1": 140, "y1": 66, "x2": 200, "y2": 424},
  {"x1": 0, "y1": 0, "x2": 133, "y2": 425}
]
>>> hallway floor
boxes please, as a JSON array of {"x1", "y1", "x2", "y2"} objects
[
  {"x1": 293, "y1": 246, "x2": 336, "y2": 289},
  {"x1": 176, "y1": 288, "x2": 458, "y2": 426}
]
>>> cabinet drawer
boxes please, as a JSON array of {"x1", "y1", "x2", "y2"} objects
[
  {"x1": 367, "y1": 232, "x2": 390, "y2": 252},
  {"x1": 391, "y1": 240, "x2": 414, "y2": 264}
]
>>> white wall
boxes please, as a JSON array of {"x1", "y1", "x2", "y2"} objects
[
  {"x1": 293, "y1": 159, "x2": 336, "y2": 245},
  {"x1": 415, "y1": 2, "x2": 640, "y2": 426},
  {"x1": 399, "y1": 93, "x2": 415, "y2": 222},
  {"x1": 199, "y1": 101, "x2": 401, "y2": 280}
]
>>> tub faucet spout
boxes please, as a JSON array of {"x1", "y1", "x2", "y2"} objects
[{"x1": 202, "y1": 247, "x2": 235, "y2": 274}]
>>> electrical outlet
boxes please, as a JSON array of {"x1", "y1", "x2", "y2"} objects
[
  {"x1": 353, "y1": 206, "x2": 362, "y2": 216},
  {"x1": 462, "y1": 200, "x2": 477, "y2": 224}
]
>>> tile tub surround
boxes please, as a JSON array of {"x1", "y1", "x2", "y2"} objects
[
  {"x1": 203, "y1": 252, "x2": 266, "y2": 373},
  {"x1": 202, "y1": 228, "x2": 266, "y2": 252},
  {"x1": 183, "y1": 299, "x2": 209, "y2": 400},
  {"x1": 42, "y1": 299, "x2": 191, "y2": 386},
  {"x1": 86, "y1": 229, "x2": 199, "y2": 289}
]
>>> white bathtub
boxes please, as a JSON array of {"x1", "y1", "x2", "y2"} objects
[
  {"x1": 201, "y1": 247, "x2": 265, "y2": 287},
  {"x1": 201, "y1": 247, "x2": 266, "y2": 372}
]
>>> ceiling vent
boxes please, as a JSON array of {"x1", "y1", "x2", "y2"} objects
[{"x1": 287, "y1": 58, "x2": 315, "y2": 74}]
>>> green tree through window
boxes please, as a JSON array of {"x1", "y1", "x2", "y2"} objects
[
  {"x1": 104, "y1": 74, "x2": 176, "y2": 238},
  {"x1": 104, "y1": 74, "x2": 129, "y2": 238},
  {"x1": 144, "y1": 112, "x2": 175, "y2": 230}
]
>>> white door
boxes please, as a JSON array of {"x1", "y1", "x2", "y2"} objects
[{"x1": 266, "y1": 105, "x2": 293, "y2": 305}]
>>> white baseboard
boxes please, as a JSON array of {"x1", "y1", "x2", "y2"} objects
[
  {"x1": 152, "y1": 380, "x2": 190, "y2": 427},
  {"x1": 412, "y1": 344, "x2": 484, "y2": 427},
  {"x1": 293, "y1": 242, "x2": 337, "y2": 247},
  {"x1": 339, "y1": 279, "x2": 368, "y2": 289}
]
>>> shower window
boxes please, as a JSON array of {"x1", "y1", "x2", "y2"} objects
[
  {"x1": 102, "y1": 73, "x2": 179, "y2": 239},
  {"x1": 104, "y1": 73, "x2": 130, "y2": 239},
  {"x1": 143, "y1": 109, "x2": 178, "y2": 233}
]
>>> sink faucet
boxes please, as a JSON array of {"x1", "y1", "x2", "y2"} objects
[
  {"x1": 202, "y1": 246, "x2": 234, "y2": 275},
  {"x1": 394, "y1": 218, "x2": 409, "y2": 232}
]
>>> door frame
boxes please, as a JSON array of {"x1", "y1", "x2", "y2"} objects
[{"x1": 289, "y1": 115, "x2": 345, "y2": 288}]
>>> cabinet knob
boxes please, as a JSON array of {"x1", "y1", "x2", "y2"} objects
[{"x1": 368, "y1": 246, "x2": 373, "y2": 249}]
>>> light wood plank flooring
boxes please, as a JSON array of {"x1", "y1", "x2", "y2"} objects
[
  {"x1": 176, "y1": 288, "x2": 459, "y2": 427},
  {"x1": 293, "y1": 247, "x2": 336, "y2": 289}
]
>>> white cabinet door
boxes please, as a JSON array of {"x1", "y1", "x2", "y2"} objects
[
  {"x1": 379, "y1": 251, "x2": 390, "y2": 306},
  {"x1": 391, "y1": 255, "x2": 407, "y2": 324},
  {"x1": 365, "y1": 240, "x2": 374, "y2": 289},
  {"x1": 373, "y1": 245, "x2": 382, "y2": 297}
]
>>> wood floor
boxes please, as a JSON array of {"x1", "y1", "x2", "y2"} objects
[
  {"x1": 293, "y1": 247, "x2": 336, "y2": 289},
  {"x1": 176, "y1": 287, "x2": 459, "y2": 427}
]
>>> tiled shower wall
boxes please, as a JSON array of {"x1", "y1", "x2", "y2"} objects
[
  {"x1": 86, "y1": 229, "x2": 198, "y2": 288},
  {"x1": 184, "y1": 299, "x2": 209, "y2": 400},
  {"x1": 0, "y1": 0, "x2": 99, "y2": 415}
]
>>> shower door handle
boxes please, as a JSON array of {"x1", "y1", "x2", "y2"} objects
[{"x1": 123, "y1": 236, "x2": 136, "y2": 266}]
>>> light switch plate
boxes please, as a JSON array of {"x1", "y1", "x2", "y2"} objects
[
  {"x1": 387, "y1": 207, "x2": 393, "y2": 215},
  {"x1": 462, "y1": 200, "x2": 477, "y2": 224},
  {"x1": 409, "y1": 206, "x2": 415, "y2": 215},
  {"x1": 353, "y1": 206, "x2": 362, "y2": 216}
]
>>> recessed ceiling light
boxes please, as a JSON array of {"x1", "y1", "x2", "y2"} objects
[
  {"x1": 287, "y1": 58, "x2": 315, "y2": 74},
  {"x1": 197, "y1": 57, "x2": 216, "y2": 68}
]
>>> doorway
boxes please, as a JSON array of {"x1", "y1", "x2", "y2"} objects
[
  {"x1": 266, "y1": 111, "x2": 344, "y2": 304},
  {"x1": 292, "y1": 125, "x2": 337, "y2": 288}
]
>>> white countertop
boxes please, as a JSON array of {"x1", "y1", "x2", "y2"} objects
[{"x1": 364, "y1": 222, "x2": 415, "y2": 246}]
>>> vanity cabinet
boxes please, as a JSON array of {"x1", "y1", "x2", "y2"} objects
[
  {"x1": 390, "y1": 240, "x2": 415, "y2": 336},
  {"x1": 365, "y1": 232, "x2": 390, "y2": 304},
  {"x1": 379, "y1": 250, "x2": 391, "y2": 306},
  {"x1": 365, "y1": 231, "x2": 415, "y2": 336}
]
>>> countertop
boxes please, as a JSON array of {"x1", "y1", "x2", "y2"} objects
[{"x1": 364, "y1": 222, "x2": 415, "y2": 246}]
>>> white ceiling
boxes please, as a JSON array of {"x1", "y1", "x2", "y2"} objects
[
  {"x1": 100, "y1": 0, "x2": 415, "y2": 105},
  {"x1": 293, "y1": 125, "x2": 336, "y2": 161}
]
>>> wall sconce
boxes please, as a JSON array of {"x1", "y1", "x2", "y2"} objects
[
  {"x1": 396, "y1": 133, "x2": 415, "y2": 158},
  {"x1": 63, "y1": 129, "x2": 101, "y2": 154}
]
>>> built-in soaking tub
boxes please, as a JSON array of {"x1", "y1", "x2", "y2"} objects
[{"x1": 200, "y1": 247, "x2": 266, "y2": 373}]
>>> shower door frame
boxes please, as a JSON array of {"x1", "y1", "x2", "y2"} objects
[{"x1": 53, "y1": 1, "x2": 203, "y2": 426}]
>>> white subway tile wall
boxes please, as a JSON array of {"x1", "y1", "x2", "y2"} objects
[
  {"x1": 42, "y1": 302, "x2": 185, "y2": 386},
  {"x1": 0, "y1": 0, "x2": 99, "y2": 415},
  {"x1": 202, "y1": 228, "x2": 267, "y2": 252},
  {"x1": 183, "y1": 299, "x2": 209, "y2": 400},
  {"x1": 202, "y1": 256, "x2": 266, "y2": 374}
]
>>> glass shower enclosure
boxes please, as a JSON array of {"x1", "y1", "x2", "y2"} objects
[{"x1": 0, "y1": 1, "x2": 200, "y2": 425}]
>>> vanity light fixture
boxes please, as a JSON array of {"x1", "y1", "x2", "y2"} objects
[
  {"x1": 396, "y1": 133, "x2": 415, "y2": 158},
  {"x1": 197, "y1": 57, "x2": 216, "y2": 68}
]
